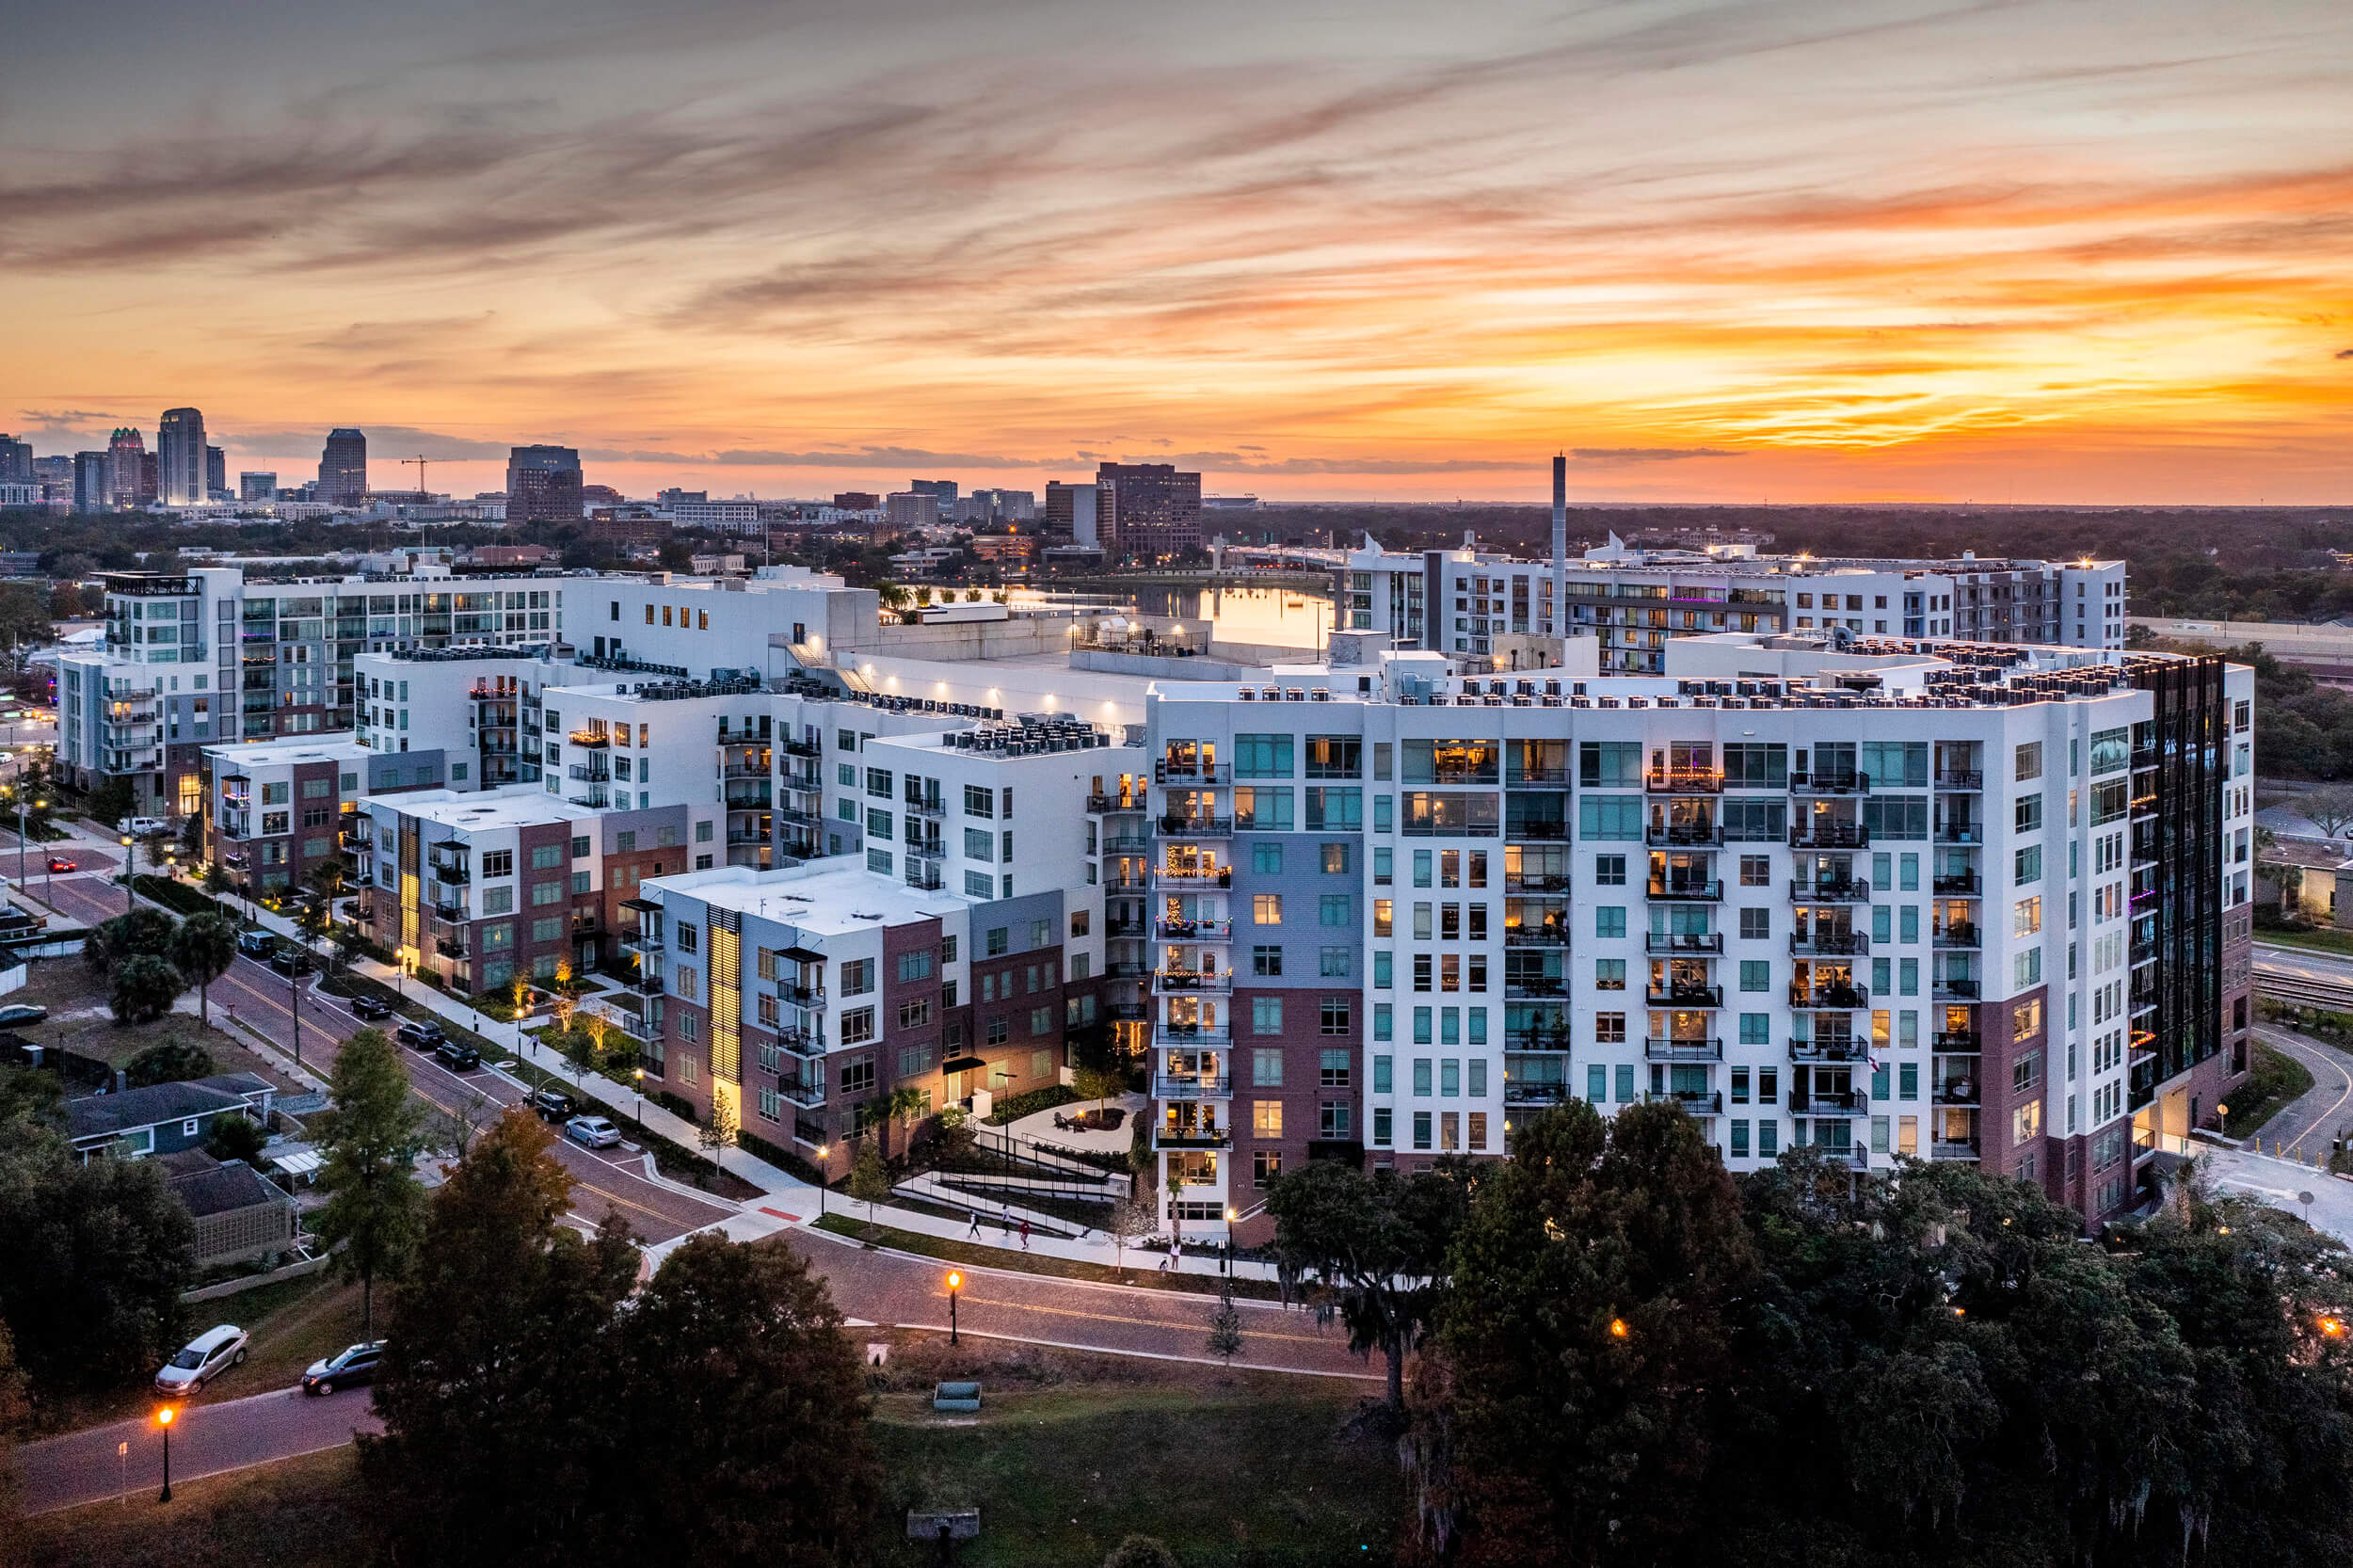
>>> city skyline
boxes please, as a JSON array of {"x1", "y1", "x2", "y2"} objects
[{"x1": 2, "y1": 0, "x2": 2349, "y2": 504}]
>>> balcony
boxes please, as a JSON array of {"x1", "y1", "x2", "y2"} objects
[
  {"x1": 1505, "y1": 820, "x2": 1570, "y2": 842},
  {"x1": 778, "y1": 981, "x2": 827, "y2": 1009},
  {"x1": 1787, "y1": 1037, "x2": 1868, "y2": 1064},
  {"x1": 1932, "y1": 923, "x2": 1981, "y2": 950},
  {"x1": 1789, "y1": 1090, "x2": 1867, "y2": 1117},
  {"x1": 1932, "y1": 872, "x2": 1980, "y2": 895},
  {"x1": 1790, "y1": 930, "x2": 1870, "y2": 956},
  {"x1": 1105, "y1": 874, "x2": 1150, "y2": 894},
  {"x1": 1160, "y1": 815, "x2": 1234, "y2": 838},
  {"x1": 435, "y1": 938, "x2": 468, "y2": 960},
  {"x1": 1157, "y1": 918, "x2": 1231, "y2": 941},
  {"x1": 1644, "y1": 932, "x2": 1722, "y2": 955},
  {"x1": 720, "y1": 759, "x2": 769, "y2": 781},
  {"x1": 1936, "y1": 822, "x2": 1982, "y2": 846},
  {"x1": 1155, "y1": 760, "x2": 1228, "y2": 785},
  {"x1": 1154, "y1": 1128, "x2": 1233, "y2": 1150},
  {"x1": 1790, "y1": 879, "x2": 1870, "y2": 903},
  {"x1": 776, "y1": 1028, "x2": 824, "y2": 1060},
  {"x1": 1644, "y1": 982, "x2": 1722, "y2": 1008},
  {"x1": 1935, "y1": 770, "x2": 1983, "y2": 791},
  {"x1": 1932, "y1": 1080, "x2": 1979, "y2": 1106},
  {"x1": 568, "y1": 789, "x2": 611, "y2": 810},
  {"x1": 1645, "y1": 823, "x2": 1721, "y2": 847},
  {"x1": 1104, "y1": 959, "x2": 1148, "y2": 980},
  {"x1": 1929, "y1": 1140, "x2": 1981, "y2": 1162},
  {"x1": 429, "y1": 901, "x2": 467, "y2": 924},
  {"x1": 1646, "y1": 878, "x2": 1721, "y2": 902},
  {"x1": 1790, "y1": 771, "x2": 1867, "y2": 795},
  {"x1": 1153, "y1": 969, "x2": 1231, "y2": 993},
  {"x1": 621, "y1": 930, "x2": 662, "y2": 956},
  {"x1": 778, "y1": 736, "x2": 821, "y2": 759},
  {"x1": 1644, "y1": 1037, "x2": 1723, "y2": 1062},
  {"x1": 1504, "y1": 1081, "x2": 1572, "y2": 1106},
  {"x1": 568, "y1": 729, "x2": 610, "y2": 748},
  {"x1": 1792, "y1": 983, "x2": 1869, "y2": 1009},
  {"x1": 1503, "y1": 925, "x2": 1570, "y2": 948},
  {"x1": 1645, "y1": 768, "x2": 1723, "y2": 793},
  {"x1": 1507, "y1": 975, "x2": 1568, "y2": 998},
  {"x1": 1932, "y1": 977, "x2": 1981, "y2": 1001},
  {"x1": 1153, "y1": 866, "x2": 1232, "y2": 888},
  {"x1": 905, "y1": 794, "x2": 946, "y2": 819},
  {"x1": 1648, "y1": 1089, "x2": 1723, "y2": 1115},
  {"x1": 1933, "y1": 1031, "x2": 1980, "y2": 1053},
  {"x1": 782, "y1": 1080, "x2": 827, "y2": 1109},
  {"x1": 1155, "y1": 1020, "x2": 1230, "y2": 1046},
  {"x1": 1088, "y1": 793, "x2": 1146, "y2": 814},
  {"x1": 1153, "y1": 1074, "x2": 1233, "y2": 1100},
  {"x1": 429, "y1": 862, "x2": 471, "y2": 886},
  {"x1": 1789, "y1": 821, "x2": 1869, "y2": 850},
  {"x1": 632, "y1": 972, "x2": 665, "y2": 995},
  {"x1": 1507, "y1": 872, "x2": 1571, "y2": 894}
]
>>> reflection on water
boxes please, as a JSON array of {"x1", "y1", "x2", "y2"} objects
[{"x1": 1123, "y1": 585, "x2": 1334, "y2": 648}]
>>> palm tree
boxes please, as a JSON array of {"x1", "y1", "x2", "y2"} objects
[{"x1": 172, "y1": 912, "x2": 240, "y2": 1028}]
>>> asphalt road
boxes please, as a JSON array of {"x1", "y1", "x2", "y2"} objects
[
  {"x1": 782, "y1": 1226, "x2": 1377, "y2": 1381},
  {"x1": 2248, "y1": 1025, "x2": 2353, "y2": 1160},
  {"x1": 15, "y1": 1385, "x2": 383, "y2": 1514},
  {"x1": 2254, "y1": 941, "x2": 2353, "y2": 988}
]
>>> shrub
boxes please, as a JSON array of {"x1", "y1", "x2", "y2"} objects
[{"x1": 123, "y1": 1037, "x2": 216, "y2": 1087}]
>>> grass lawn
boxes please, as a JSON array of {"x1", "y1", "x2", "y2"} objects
[
  {"x1": 12, "y1": 955, "x2": 292, "y2": 1090},
  {"x1": 814, "y1": 1213, "x2": 1283, "y2": 1299},
  {"x1": 2253, "y1": 924, "x2": 2353, "y2": 958},
  {"x1": 11, "y1": 1338, "x2": 1406, "y2": 1568},
  {"x1": 2226, "y1": 1043, "x2": 2316, "y2": 1140}
]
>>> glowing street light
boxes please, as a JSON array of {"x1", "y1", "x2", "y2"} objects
[
  {"x1": 816, "y1": 1144, "x2": 830, "y2": 1217},
  {"x1": 155, "y1": 1405, "x2": 177, "y2": 1502},
  {"x1": 946, "y1": 1270, "x2": 963, "y2": 1345}
]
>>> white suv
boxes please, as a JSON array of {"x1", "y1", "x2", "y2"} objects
[{"x1": 154, "y1": 1323, "x2": 249, "y2": 1395}]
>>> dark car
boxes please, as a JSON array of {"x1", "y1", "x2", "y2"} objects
[
  {"x1": 395, "y1": 1019, "x2": 446, "y2": 1051},
  {"x1": 530, "y1": 1088, "x2": 576, "y2": 1123},
  {"x1": 300, "y1": 1340, "x2": 384, "y2": 1397},
  {"x1": 434, "y1": 1039, "x2": 483, "y2": 1072},
  {"x1": 0, "y1": 1003, "x2": 47, "y2": 1029},
  {"x1": 268, "y1": 946, "x2": 314, "y2": 976},
  {"x1": 236, "y1": 929, "x2": 277, "y2": 959},
  {"x1": 348, "y1": 994, "x2": 394, "y2": 1020}
]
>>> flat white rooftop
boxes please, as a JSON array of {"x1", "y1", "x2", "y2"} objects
[
  {"x1": 644, "y1": 862, "x2": 966, "y2": 936},
  {"x1": 365, "y1": 784, "x2": 591, "y2": 831},
  {"x1": 201, "y1": 736, "x2": 373, "y2": 767}
]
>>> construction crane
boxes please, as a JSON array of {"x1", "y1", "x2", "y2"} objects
[{"x1": 397, "y1": 455, "x2": 438, "y2": 498}]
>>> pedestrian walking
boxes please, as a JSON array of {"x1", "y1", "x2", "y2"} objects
[
  {"x1": 1019, "y1": 1217, "x2": 1032, "y2": 1250},
  {"x1": 967, "y1": 1210, "x2": 981, "y2": 1239}
]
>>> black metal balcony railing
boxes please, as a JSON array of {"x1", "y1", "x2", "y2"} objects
[
  {"x1": 778, "y1": 736, "x2": 821, "y2": 758},
  {"x1": 1507, "y1": 766, "x2": 1571, "y2": 786},
  {"x1": 1645, "y1": 932, "x2": 1723, "y2": 955},
  {"x1": 1790, "y1": 821, "x2": 1870, "y2": 849},
  {"x1": 1504, "y1": 925, "x2": 1571, "y2": 948},
  {"x1": 779, "y1": 981, "x2": 827, "y2": 1008},
  {"x1": 1088, "y1": 793, "x2": 1145, "y2": 814},
  {"x1": 430, "y1": 863, "x2": 471, "y2": 885},
  {"x1": 1153, "y1": 1074, "x2": 1233, "y2": 1099},
  {"x1": 1646, "y1": 879, "x2": 1722, "y2": 902},
  {"x1": 1649, "y1": 1089, "x2": 1723, "y2": 1114},
  {"x1": 1934, "y1": 977, "x2": 1982, "y2": 1000},
  {"x1": 1930, "y1": 1141, "x2": 1981, "y2": 1163},
  {"x1": 1645, "y1": 983, "x2": 1722, "y2": 1008},
  {"x1": 1643, "y1": 1037, "x2": 1723, "y2": 1062},
  {"x1": 1159, "y1": 815, "x2": 1234, "y2": 836},
  {"x1": 1789, "y1": 1090, "x2": 1867, "y2": 1116},
  {"x1": 1935, "y1": 770, "x2": 1983, "y2": 791},
  {"x1": 1645, "y1": 823, "x2": 1722, "y2": 847},
  {"x1": 1154, "y1": 1128, "x2": 1233, "y2": 1149},
  {"x1": 1157, "y1": 918, "x2": 1232, "y2": 940},
  {"x1": 1933, "y1": 1081, "x2": 1979, "y2": 1106},
  {"x1": 1155, "y1": 1020, "x2": 1231, "y2": 1043},
  {"x1": 1788, "y1": 1037, "x2": 1868, "y2": 1063},
  {"x1": 1155, "y1": 866, "x2": 1232, "y2": 887},
  {"x1": 1789, "y1": 931, "x2": 1868, "y2": 955},
  {"x1": 1645, "y1": 768, "x2": 1724, "y2": 793},
  {"x1": 1792, "y1": 983, "x2": 1870, "y2": 1009},
  {"x1": 1154, "y1": 969, "x2": 1231, "y2": 992},
  {"x1": 1790, "y1": 771, "x2": 1868, "y2": 795},
  {"x1": 1504, "y1": 1082, "x2": 1572, "y2": 1106},
  {"x1": 1932, "y1": 872, "x2": 1980, "y2": 895},
  {"x1": 1155, "y1": 760, "x2": 1229, "y2": 785},
  {"x1": 1934, "y1": 1031, "x2": 1980, "y2": 1053},
  {"x1": 1506, "y1": 976, "x2": 1569, "y2": 997},
  {"x1": 1933, "y1": 923, "x2": 1981, "y2": 949},
  {"x1": 1508, "y1": 873, "x2": 1571, "y2": 893},
  {"x1": 1791, "y1": 878, "x2": 1871, "y2": 902},
  {"x1": 1506, "y1": 820, "x2": 1571, "y2": 841}
]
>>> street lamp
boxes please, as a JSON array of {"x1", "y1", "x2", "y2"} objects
[
  {"x1": 1225, "y1": 1205, "x2": 1237, "y2": 1276},
  {"x1": 633, "y1": 1067, "x2": 645, "y2": 1137},
  {"x1": 816, "y1": 1144, "x2": 830, "y2": 1217},
  {"x1": 119, "y1": 834, "x2": 134, "y2": 913},
  {"x1": 946, "y1": 1270, "x2": 962, "y2": 1345},
  {"x1": 155, "y1": 1405, "x2": 176, "y2": 1502},
  {"x1": 7, "y1": 791, "x2": 42, "y2": 888}
]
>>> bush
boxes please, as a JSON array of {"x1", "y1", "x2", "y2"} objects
[
  {"x1": 734, "y1": 1128, "x2": 827, "y2": 1186},
  {"x1": 205, "y1": 1112, "x2": 268, "y2": 1164},
  {"x1": 131, "y1": 875, "x2": 232, "y2": 920},
  {"x1": 984, "y1": 1083, "x2": 1081, "y2": 1125},
  {"x1": 123, "y1": 1037, "x2": 216, "y2": 1087}
]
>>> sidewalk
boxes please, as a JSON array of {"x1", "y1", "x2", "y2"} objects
[{"x1": 840, "y1": 1184, "x2": 1280, "y2": 1281}]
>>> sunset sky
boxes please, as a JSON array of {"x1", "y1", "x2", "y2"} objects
[{"x1": 2, "y1": 0, "x2": 2347, "y2": 504}]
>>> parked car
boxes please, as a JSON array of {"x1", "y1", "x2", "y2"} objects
[
  {"x1": 237, "y1": 929, "x2": 278, "y2": 959},
  {"x1": 530, "y1": 1088, "x2": 576, "y2": 1123},
  {"x1": 564, "y1": 1115, "x2": 621, "y2": 1149},
  {"x1": 395, "y1": 1019, "x2": 446, "y2": 1051},
  {"x1": 44, "y1": 856, "x2": 74, "y2": 872},
  {"x1": 154, "y1": 1324, "x2": 248, "y2": 1395},
  {"x1": 121, "y1": 816, "x2": 168, "y2": 837},
  {"x1": 268, "y1": 946, "x2": 314, "y2": 976},
  {"x1": 300, "y1": 1340, "x2": 384, "y2": 1397},
  {"x1": 434, "y1": 1039, "x2": 483, "y2": 1072},
  {"x1": 348, "y1": 994, "x2": 394, "y2": 1020},
  {"x1": 0, "y1": 1003, "x2": 47, "y2": 1028}
]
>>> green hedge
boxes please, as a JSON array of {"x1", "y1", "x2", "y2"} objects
[
  {"x1": 736, "y1": 1128, "x2": 827, "y2": 1186},
  {"x1": 131, "y1": 875, "x2": 238, "y2": 920},
  {"x1": 649, "y1": 1088, "x2": 698, "y2": 1122},
  {"x1": 983, "y1": 1083, "x2": 1080, "y2": 1126}
]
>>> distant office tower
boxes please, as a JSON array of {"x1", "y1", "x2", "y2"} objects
[
  {"x1": 106, "y1": 428, "x2": 151, "y2": 507},
  {"x1": 505, "y1": 445, "x2": 584, "y2": 522},
  {"x1": 886, "y1": 491, "x2": 940, "y2": 529},
  {"x1": 908, "y1": 478, "x2": 958, "y2": 505},
  {"x1": 833, "y1": 491, "x2": 880, "y2": 511},
  {"x1": 240, "y1": 472, "x2": 278, "y2": 503},
  {"x1": 1045, "y1": 481, "x2": 1099, "y2": 546},
  {"x1": 318, "y1": 428, "x2": 368, "y2": 504},
  {"x1": 1095, "y1": 462, "x2": 1201, "y2": 559},
  {"x1": 0, "y1": 434, "x2": 30, "y2": 486},
  {"x1": 206, "y1": 445, "x2": 225, "y2": 500},
  {"x1": 32, "y1": 455, "x2": 72, "y2": 497},
  {"x1": 73, "y1": 452, "x2": 107, "y2": 513},
  {"x1": 967, "y1": 488, "x2": 1035, "y2": 523},
  {"x1": 157, "y1": 408, "x2": 207, "y2": 506}
]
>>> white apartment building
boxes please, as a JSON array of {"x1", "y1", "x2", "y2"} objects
[
  {"x1": 1337, "y1": 538, "x2": 2127, "y2": 674},
  {"x1": 1141, "y1": 634, "x2": 2251, "y2": 1243}
]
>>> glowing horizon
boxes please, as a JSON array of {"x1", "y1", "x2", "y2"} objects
[{"x1": 2, "y1": 0, "x2": 2347, "y2": 505}]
